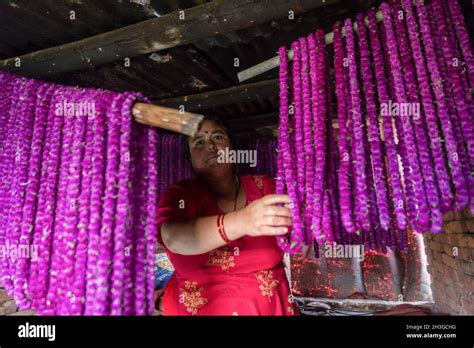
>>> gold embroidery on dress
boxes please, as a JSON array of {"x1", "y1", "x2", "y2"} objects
[
  {"x1": 287, "y1": 306, "x2": 295, "y2": 315},
  {"x1": 252, "y1": 175, "x2": 264, "y2": 191},
  {"x1": 287, "y1": 293, "x2": 295, "y2": 314},
  {"x1": 255, "y1": 270, "x2": 279, "y2": 301},
  {"x1": 179, "y1": 281, "x2": 208, "y2": 315},
  {"x1": 206, "y1": 246, "x2": 235, "y2": 271}
]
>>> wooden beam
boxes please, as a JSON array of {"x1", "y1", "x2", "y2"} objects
[
  {"x1": 132, "y1": 102, "x2": 203, "y2": 136},
  {"x1": 230, "y1": 113, "x2": 341, "y2": 134},
  {"x1": 228, "y1": 112, "x2": 279, "y2": 132},
  {"x1": 156, "y1": 79, "x2": 278, "y2": 110},
  {"x1": 237, "y1": 10, "x2": 384, "y2": 82},
  {"x1": 0, "y1": 0, "x2": 339, "y2": 77}
]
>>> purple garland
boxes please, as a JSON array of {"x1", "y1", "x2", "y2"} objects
[
  {"x1": 382, "y1": 3, "x2": 431, "y2": 233},
  {"x1": 2, "y1": 78, "x2": 27, "y2": 296},
  {"x1": 93, "y1": 93, "x2": 127, "y2": 315},
  {"x1": 401, "y1": 0, "x2": 453, "y2": 216},
  {"x1": 310, "y1": 29, "x2": 328, "y2": 243},
  {"x1": 58, "y1": 88, "x2": 90, "y2": 315},
  {"x1": 0, "y1": 75, "x2": 16, "y2": 294},
  {"x1": 1, "y1": 73, "x2": 159, "y2": 315},
  {"x1": 292, "y1": 40, "x2": 306, "y2": 215},
  {"x1": 0, "y1": 73, "x2": 14, "y2": 152},
  {"x1": 275, "y1": 47, "x2": 291, "y2": 252},
  {"x1": 26, "y1": 85, "x2": 56, "y2": 309},
  {"x1": 323, "y1": 64, "x2": 336, "y2": 245},
  {"x1": 367, "y1": 9, "x2": 408, "y2": 235},
  {"x1": 394, "y1": 0, "x2": 443, "y2": 233},
  {"x1": 15, "y1": 82, "x2": 54, "y2": 310},
  {"x1": 438, "y1": 0, "x2": 472, "y2": 106},
  {"x1": 31, "y1": 87, "x2": 65, "y2": 314},
  {"x1": 333, "y1": 22, "x2": 357, "y2": 235},
  {"x1": 108, "y1": 92, "x2": 134, "y2": 315},
  {"x1": 8, "y1": 79, "x2": 38, "y2": 308},
  {"x1": 345, "y1": 19, "x2": 372, "y2": 233},
  {"x1": 429, "y1": 0, "x2": 474, "y2": 214},
  {"x1": 84, "y1": 91, "x2": 111, "y2": 315},
  {"x1": 70, "y1": 91, "x2": 109, "y2": 315},
  {"x1": 133, "y1": 129, "x2": 148, "y2": 314},
  {"x1": 415, "y1": 0, "x2": 469, "y2": 211},
  {"x1": 123, "y1": 117, "x2": 141, "y2": 315},
  {"x1": 356, "y1": 13, "x2": 392, "y2": 233},
  {"x1": 45, "y1": 87, "x2": 80, "y2": 315},
  {"x1": 447, "y1": 0, "x2": 474, "y2": 89},
  {"x1": 276, "y1": 46, "x2": 304, "y2": 253},
  {"x1": 144, "y1": 118, "x2": 159, "y2": 316},
  {"x1": 300, "y1": 35, "x2": 315, "y2": 245}
]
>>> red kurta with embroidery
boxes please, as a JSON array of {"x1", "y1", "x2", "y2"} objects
[{"x1": 157, "y1": 174, "x2": 299, "y2": 316}]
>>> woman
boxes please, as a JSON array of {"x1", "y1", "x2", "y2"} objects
[{"x1": 157, "y1": 116, "x2": 299, "y2": 316}]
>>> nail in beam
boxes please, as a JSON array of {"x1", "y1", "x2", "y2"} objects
[{"x1": 237, "y1": 10, "x2": 384, "y2": 82}]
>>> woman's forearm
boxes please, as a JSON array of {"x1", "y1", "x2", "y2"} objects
[{"x1": 161, "y1": 211, "x2": 244, "y2": 255}]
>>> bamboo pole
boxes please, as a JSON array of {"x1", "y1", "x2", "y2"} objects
[
  {"x1": 132, "y1": 102, "x2": 204, "y2": 137},
  {"x1": 237, "y1": 10, "x2": 384, "y2": 82}
]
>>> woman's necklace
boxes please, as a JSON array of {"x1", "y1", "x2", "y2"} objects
[
  {"x1": 233, "y1": 174, "x2": 240, "y2": 212},
  {"x1": 216, "y1": 174, "x2": 240, "y2": 213}
]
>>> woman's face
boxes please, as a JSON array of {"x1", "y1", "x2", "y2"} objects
[{"x1": 188, "y1": 119, "x2": 233, "y2": 178}]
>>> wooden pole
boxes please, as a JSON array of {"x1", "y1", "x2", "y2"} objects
[
  {"x1": 132, "y1": 102, "x2": 204, "y2": 136},
  {"x1": 0, "y1": 0, "x2": 339, "y2": 77},
  {"x1": 237, "y1": 10, "x2": 384, "y2": 82}
]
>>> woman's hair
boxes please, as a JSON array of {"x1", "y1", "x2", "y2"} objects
[{"x1": 183, "y1": 115, "x2": 235, "y2": 161}]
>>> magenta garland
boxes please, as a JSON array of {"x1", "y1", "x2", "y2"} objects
[
  {"x1": 428, "y1": 0, "x2": 474, "y2": 215},
  {"x1": 276, "y1": 46, "x2": 305, "y2": 253},
  {"x1": 391, "y1": 0, "x2": 442, "y2": 234},
  {"x1": 0, "y1": 0, "x2": 472, "y2": 311},
  {"x1": 0, "y1": 73, "x2": 157, "y2": 315},
  {"x1": 310, "y1": 29, "x2": 328, "y2": 244},
  {"x1": 345, "y1": 19, "x2": 371, "y2": 233},
  {"x1": 291, "y1": 40, "x2": 306, "y2": 208},
  {"x1": 275, "y1": 0, "x2": 473, "y2": 255},
  {"x1": 333, "y1": 22, "x2": 357, "y2": 235}
]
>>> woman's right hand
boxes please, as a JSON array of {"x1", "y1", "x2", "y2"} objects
[{"x1": 236, "y1": 194, "x2": 293, "y2": 237}]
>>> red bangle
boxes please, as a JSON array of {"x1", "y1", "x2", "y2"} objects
[{"x1": 217, "y1": 213, "x2": 231, "y2": 245}]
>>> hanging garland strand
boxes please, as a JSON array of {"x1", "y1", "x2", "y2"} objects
[
  {"x1": 311, "y1": 29, "x2": 329, "y2": 243},
  {"x1": 333, "y1": 22, "x2": 357, "y2": 235},
  {"x1": 392, "y1": 0, "x2": 443, "y2": 233},
  {"x1": 368, "y1": 9, "x2": 409, "y2": 235},
  {"x1": 301, "y1": 35, "x2": 315, "y2": 244},
  {"x1": 429, "y1": 0, "x2": 474, "y2": 214},
  {"x1": 382, "y1": 3, "x2": 432, "y2": 233},
  {"x1": 356, "y1": 13, "x2": 392, "y2": 233},
  {"x1": 415, "y1": 0, "x2": 469, "y2": 211},
  {"x1": 345, "y1": 19, "x2": 372, "y2": 233},
  {"x1": 276, "y1": 46, "x2": 304, "y2": 253}
]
